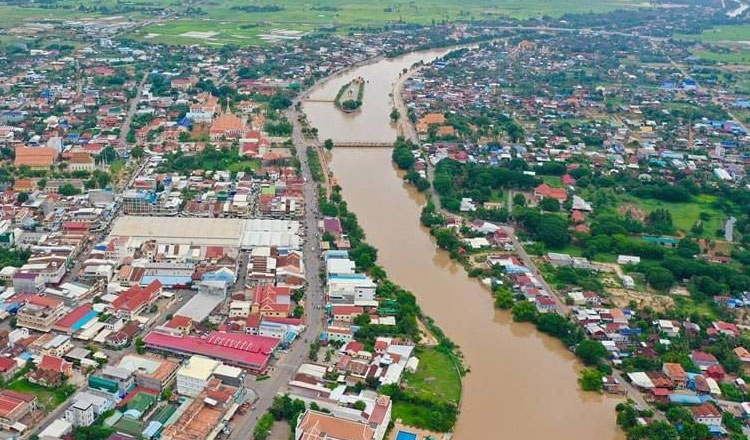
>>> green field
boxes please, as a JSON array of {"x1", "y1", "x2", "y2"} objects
[
  {"x1": 400, "y1": 347, "x2": 461, "y2": 404},
  {"x1": 624, "y1": 194, "x2": 726, "y2": 238},
  {"x1": 6, "y1": 379, "x2": 71, "y2": 412},
  {"x1": 692, "y1": 48, "x2": 750, "y2": 64},
  {"x1": 678, "y1": 25, "x2": 750, "y2": 43},
  {"x1": 130, "y1": 0, "x2": 642, "y2": 46}
]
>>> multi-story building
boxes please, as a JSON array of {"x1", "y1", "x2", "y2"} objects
[
  {"x1": 122, "y1": 190, "x2": 180, "y2": 216},
  {"x1": 0, "y1": 390, "x2": 37, "y2": 431},
  {"x1": 16, "y1": 296, "x2": 64, "y2": 332},
  {"x1": 65, "y1": 400, "x2": 95, "y2": 427},
  {"x1": 117, "y1": 355, "x2": 179, "y2": 392},
  {"x1": 176, "y1": 356, "x2": 221, "y2": 398}
]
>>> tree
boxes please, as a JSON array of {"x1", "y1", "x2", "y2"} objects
[
  {"x1": 131, "y1": 146, "x2": 145, "y2": 158},
  {"x1": 324, "y1": 139, "x2": 334, "y2": 150},
  {"x1": 539, "y1": 197, "x2": 560, "y2": 212},
  {"x1": 494, "y1": 289, "x2": 514, "y2": 309},
  {"x1": 353, "y1": 400, "x2": 366, "y2": 410},
  {"x1": 513, "y1": 193, "x2": 526, "y2": 206},
  {"x1": 350, "y1": 243, "x2": 378, "y2": 270},
  {"x1": 579, "y1": 368, "x2": 604, "y2": 392},
  {"x1": 626, "y1": 421, "x2": 679, "y2": 440},
  {"x1": 58, "y1": 184, "x2": 81, "y2": 196},
  {"x1": 353, "y1": 313, "x2": 371, "y2": 326},
  {"x1": 97, "y1": 146, "x2": 118, "y2": 164},
  {"x1": 293, "y1": 305, "x2": 304, "y2": 318},
  {"x1": 534, "y1": 215, "x2": 569, "y2": 248},
  {"x1": 253, "y1": 412, "x2": 274, "y2": 440},
  {"x1": 135, "y1": 336, "x2": 145, "y2": 355},
  {"x1": 647, "y1": 208, "x2": 674, "y2": 234},
  {"x1": 575, "y1": 340, "x2": 608, "y2": 365},
  {"x1": 511, "y1": 300, "x2": 538, "y2": 323},
  {"x1": 16, "y1": 192, "x2": 29, "y2": 204},
  {"x1": 390, "y1": 108, "x2": 400, "y2": 122},
  {"x1": 647, "y1": 267, "x2": 675, "y2": 291}
]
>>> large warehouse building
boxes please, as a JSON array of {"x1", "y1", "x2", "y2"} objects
[{"x1": 109, "y1": 216, "x2": 301, "y2": 250}]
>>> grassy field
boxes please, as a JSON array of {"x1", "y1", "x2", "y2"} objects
[
  {"x1": 692, "y1": 48, "x2": 750, "y2": 64},
  {"x1": 6, "y1": 379, "x2": 70, "y2": 411},
  {"x1": 227, "y1": 159, "x2": 262, "y2": 173},
  {"x1": 623, "y1": 194, "x2": 726, "y2": 238},
  {"x1": 678, "y1": 25, "x2": 750, "y2": 43},
  {"x1": 400, "y1": 347, "x2": 461, "y2": 404},
  {"x1": 129, "y1": 0, "x2": 643, "y2": 46}
]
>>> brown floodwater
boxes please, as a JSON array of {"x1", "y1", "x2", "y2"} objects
[{"x1": 304, "y1": 50, "x2": 624, "y2": 439}]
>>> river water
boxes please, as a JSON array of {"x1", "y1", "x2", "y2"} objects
[{"x1": 303, "y1": 49, "x2": 623, "y2": 439}]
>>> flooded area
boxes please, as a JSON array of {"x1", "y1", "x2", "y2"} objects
[{"x1": 303, "y1": 50, "x2": 623, "y2": 439}]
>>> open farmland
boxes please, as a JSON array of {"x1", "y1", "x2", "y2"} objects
[{"x1": 129, "y1": 0, "x2": 643, "y2": 46}]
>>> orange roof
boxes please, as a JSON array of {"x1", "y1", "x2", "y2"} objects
[
  {"x1": 535, "y1": 183, "x2": 568, "y2": 202},
  {"x1": 13, "y1": 178, "x2": 36, "y2": 192},
  {"x1": 70, "y1": 151, "x2": 94, "y2": 164},
  {"x1": 437, "y1": 125, "x2": 455, "y2": 136},
  {"x1": 15, "y1": 147, "x2": 57, "y2": 167},
  {"x1": 112, "y1": 280, "x2": 162, "y2": 312},
  {"x1": 297, "y1": 411, "x2": 375, "y2": 440},
  {"x1": 421, "y1": 113, "x2": 445, "y2": 125},
  {"x1": 210, "y1": 113, "x2": 246, "y2": 133}
]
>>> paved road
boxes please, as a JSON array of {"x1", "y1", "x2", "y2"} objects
[
  {"x1": 118, "y1": 72, "x2": 149, "y2": 147},
  {"x1": 227, "y1": 106, "x2": 325, "y2": 440}
]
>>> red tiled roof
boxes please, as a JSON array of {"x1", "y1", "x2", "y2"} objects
[
  {"x1": 112, "y1": 280, "x2": 162, "y2": 312},
  {"x1": 0, "y1": 357, "x2": 16, "y2": 373},
  {"x1": 39, "y1": 355, "x2": 70, "y2": 373}
]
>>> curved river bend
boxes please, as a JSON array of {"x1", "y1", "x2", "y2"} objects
[{"x1": 303, "y1": 48, "x2": 623, "y2": 439}]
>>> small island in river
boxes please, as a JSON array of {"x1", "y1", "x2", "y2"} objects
[{"x1": 334, "y1": 76, "x2": 365, "y2": 113}]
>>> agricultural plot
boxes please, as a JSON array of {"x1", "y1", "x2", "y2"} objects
[{"x1": 130, "y1": 0, "x2": 643, "y2": 46}]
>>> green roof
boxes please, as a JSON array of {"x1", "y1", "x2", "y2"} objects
[
  {"x1": 128, "y1": 392, "x2": 156, "y2": 414},
  {"x1": 153, "y1": 404, "x2": 176, "y2": 424},
  {"x1": 115, "y1": 417, "x2": 143, "y2": 436},
  {"x1": 89, "y1": 375, "x2": 119, "y2": 394}
]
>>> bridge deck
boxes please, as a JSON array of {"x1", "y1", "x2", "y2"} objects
[{"x1": 332, "y1": 141, "x2": 393, "y2": 148}]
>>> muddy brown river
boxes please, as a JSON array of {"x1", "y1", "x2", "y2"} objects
[{"x1": 303, "y1": 49, "x2": 623, "y2": 439}]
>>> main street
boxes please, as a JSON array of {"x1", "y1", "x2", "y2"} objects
[
  {"x1": 118, "y1": 72, "x2": 149, "y2": 148},
  {"x1": 227, "y1": 105, "x2": 325, "y2": 439}
]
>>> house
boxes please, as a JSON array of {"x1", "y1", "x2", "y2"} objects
[
  {"x1": 690, "y1": 402, "x2": 722, "y2": 426},
  {"x1": 332, "y1": 305, "x2": 364, "y2": 322},
  {"x1": 617, "y1": 255, "x2": 641, "y2": 265},
  {"x1": 734, "y1": 346, "x2": 750, "y2": 364},
  {"x1": 656, "y1": 320, "x2": 680, "y2": 338},
  {"x1": 711, "y1": 321, "x2": 740, "y2": 338},
  {"x1": 296, "y1": 410, "x2": 376, "y2": 440},
  {"x1": 111, "y1": 280, "x2": 163, "y2": 319},
  {"x1": 691, "y1": 350, "x2": 719, "y2": 370},
  {"x1": 0, "y1": 357, "x2": 18, "y2": 382},
  {"x1": 534, "y1": 183, "x2": 567, "y2": 202},
  {"x1": 251, "y1": 285, "x2": 292, "y2": 318},
  {"x1": 38, "y1": 354, "x2": 73, "y2": 376},
  {"x1": 662, "y1": 363, "x2": 687, "y2": 388},
  {"x1": 535, "y1": 296, "x2": 557, "y2": 313},
  {"x1": 0, "y1": 390, "x2": 37, "y2": 431}
]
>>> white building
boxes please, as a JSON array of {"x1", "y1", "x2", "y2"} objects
[
  {"x1": 64, "y1": 400, "x2": 95, "y2": 427},
  {"x1": 176, "y1": 355, "x2": 221, "y2": 397}
]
